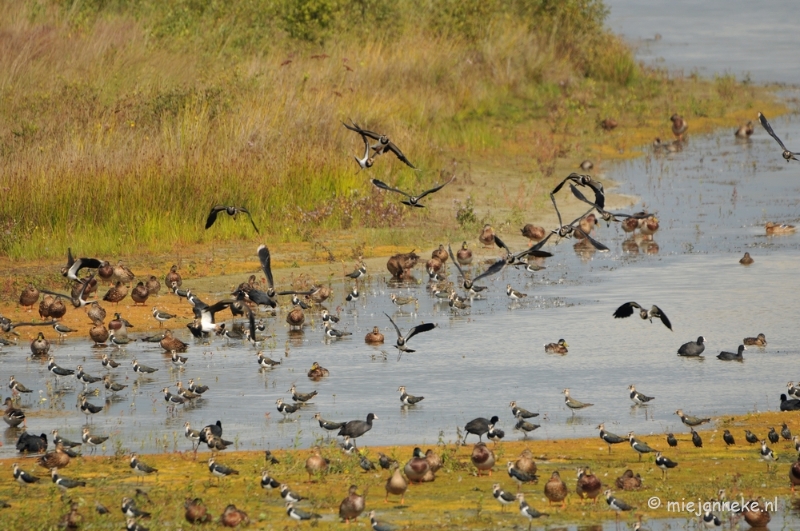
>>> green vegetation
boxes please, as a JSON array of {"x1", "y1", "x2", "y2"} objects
[{"x1": 0, "y1": 0, "x2": 778, "y2": 261}]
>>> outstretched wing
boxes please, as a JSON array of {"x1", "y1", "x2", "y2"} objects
[
  {"x1": 371, "y1": 179, "x2": 412, "y2": 198},
  {"x1": 238, "y1": 207, "x2": 260, "y2": 234},
  {"x1": 583, "y1": 231, "x2": 610, "y2": 252},
  {"x1": 758, "y1": 112, "x2": 789, "y2": 151},
  {"x1": 652, "y1": 305, "x2": 673, "y2": 331},
  {"x1": 383, "y1": 312, "x2": 403, "y2": 339},
  {"x1": 385, "y1": 142, "x2": 416, "y2": 169},
  {"x1": 473, "y1": 259, "x2": 507, "y2": 283},
  {"x1": 550, "y1": 174, "x2": 576, "y2": 196},
  {"x1": 66, "y1": 248, "x2": 75, "y2": 268},
  {"x1": 205, "y1": 205, "x2": 226, "y2": 229},
  {"x1": 405, "y1": 322, "x2": 436, "y2": 343},
  {"x1": 447, "y1": 244, "x2": 467, "y2": 279},
  {"x1": 39, "y1": 288, "x2": 71, "y2": 298},
  {"x1": 417, "y1": 175, "x2": 455, "y2": 199},
  {"x1": 257, "y1": 244, "x2": 274, "y2": 289},
  {"x1": 342, "y1": 120, "x2": 382, "y2": 141},
  {"x1": 493, "y1": 234, "x2": 512, "y2": 256},
  {"x1": 585, "y1": 179, "x2": 605, "y2": 210},
  {"x1": 613, "y1": 301, "x2": 642, "y2": 319}
]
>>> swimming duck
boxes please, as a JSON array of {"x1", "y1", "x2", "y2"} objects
[
  {"x1": 741, "y1": 498, "x2": 771, "y2": 527},
  {"x1": 471, "y1": 442, "x2": 496, "y2": 476},
  {"x1": 338, "y1": 485, "x2": 365, "y2": 523},
  {"x1": 3, "y1": 397, "x2": 25, "y2": 428},
  {"x1": 479, "y1": 224, "x2": 495, "y2": 248},
  {"x1": 739, "y1": 252, "x2": 754, "y2": 265},
  {"x1": 102, "y1": 282, "x2": 128, "y2": 306},
  {"x1": 638, "y1": 215, "x2": 660, "y2": 236},
  {"x1": 307, "y1": 362, "x2": 328, "y2": 380},
  {"x1": 670, "y1": 114, "x2": 688, "y2": 141},
  {"x1": 544, "y1": 471, "x2": 568, "y2": 507},
  {"x1": 766, "y1": 221, "x2": 796, "y2": 235},
  {"x1": 615, "y1": 469, "x2": 642, "y2": 490},
  {"x1": 404, "y1": 447, "x2": 429, "y2": 483},
  {"x1": 545, "y1": 339, "x2": 568, "y2": 354},
  {"x1": 743, "y1": 333, "x2": 767, "y2": 346},
  {"x1": 286, "y1": 307, "x2": 305, "y2": 329},
  {"x1": 19, "y1": 285, "x2": 39, "y2": 311},
  {"x1": 735, "y1": 121, "x2": 754, "y2": 138},
  {"x1": 305, "y1": 445, "x2": 329, "y2": 481},
  {"x1": 30, "y1": 332, "x2": 50, "y2": 358},
  {"x1": 160, "y1": 330, "x2": 187, "y2": 352},
  {"x1": 425, "y1": 257, "x2": 443, "y2": 279},
  {"x1": 364, "y1": 326, "x2": 384, "y2": 345},
  {"x1": 130, "y1": 282, "x2": 149, "y2": 306},
  {"x1": 576, "y1": 467, "x2": 602, "y2": 504},
  {"x1": 717, "y1": 344, "x2": 745, "y2": 361}
]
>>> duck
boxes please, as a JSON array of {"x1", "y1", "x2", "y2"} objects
[
  {"x1": 19, "y1": 284, "x2": 40, "y2": 311},
  {"x1": 766, "y1": 221, "x2": 796, "y2": 235},
  {"x1": 739, "y1": 252, "x2": 754, "y2": 265},
  {"x1": 600, "y1": 117, "x2": 618, "y2": 130},
  {"x1": 425, "y1": 449, "x2": 442, "y2": 473},
  {"x1": 735, "y1": 121, "x2": 754, "y2": 138},
  {"x1": 307, "y1": 362, "x2": 329, "y2": 380},
  {"x1": 404, "y1": 447, "x2": 429, "y2": 483},
  {"x1": 48, "y1": 297, "x2": 67, "y2": 319},
  {"x1": 615, "y1": 469, "x2": 642, "y2": 490},
  {"x1": 30, "y1": 332, "x2": 50, "y2": 358},
  {"x1": 576, "y1": 467, "x2": 602, "y2": 504},
  {"x1": 38, "y1": 294, "x2": 54, "y2": 318},
  {"x1": 544, "y1": 471, "x2": 568, "y2": 508},
  {"x1": 338, "y1": 485, "x2": 365, "y2": 523},
  {"x1": 184, "y1": 498, "x2": 211, "y2": 524},
  {"x1": 102, "y1": 281, "x2": 128, "y2": 305},
  {"x1": 791, "y1": 454, "x2": 800, "y2": 493},
  {"x1": 743, "y1": 333, "x2": 767, "y2": 347},
  {"x1": 717, "y1": 344, "x2": 745, "y2": 361},
  {"x1": 220, "y1": 504, "x2": 249, "y2": 527},
  {"x1": 89, "y1": 323, "x2": 109, "y2": 346},
  {"x1": 574, "y1": 213, "x2": 598, "y2": 239},
  {"x1": 286, "y1": 307, "x2": 305, "y2": 328},
  {"x1": 87, "y1": 301, "x2": 106, "y2": 324},
  {"x1": 638, "y1": 215, "x2": 660, "y2": 236},
  {"x1": 479, "y1": 224, "x2": 495, "y2": 247},
  {"x1": 365, "y1": 326, "x2": 384, "y2": 344},
  {"x1": 130, "y1": 282, "x2": 150, "y2": 306},
  {"x1": 385, "y1": 463, "x2": 408, "y2": 504},
  {"x1": 426, "y1": 257, "x2": 443, "y2": 279},
  {"x1": 386, "y1": 251, "x2": 419, "y2": 279},
  {"x1": 113, "y1": 261, "x2": 135, "y2": 284},
  {"x1": 38, "y1": 443, "x2": 70, "y2": 469},
  {"x1": 97, "y1": 261, "x2": 114, "y2": 284},
  {"x1": 160, "y1": 330, "x2": 188, "y2": 352},
  {"x1": 3, "y1": 397, "x2": 25, "y2": 428},
  {"x1": 515, "y1": 449, "x2": 537, "y2": 476},
  {"x1": 545, "y1": 339, "x2": 568, "y2": 354},
  {"x1": 166, "y1": 265, "x2": 182, "y2": 288},
  {"x1": 305, "y1": 445, "x2": 329, "y2": 481},
  {"x1": 432, "y1": 244, "x2": 448, "y2": 263},
  {"x1": 741, "y1": 498, "x2": 771, "y2": 528},
  {"x1": 471, "y1": 442, "x2": 496, "y2": 476},
  {"x1": 670, "y1": 113, "x2": 688, "y2": 141},
  {"x1": 521, "y1": 224, "x2": 546, "y2": 245},
  {"x1": 456, "y1": 241, "x2": 473, "y2": 266}
]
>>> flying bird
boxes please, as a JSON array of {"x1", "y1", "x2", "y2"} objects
[
  {"x1": 371, "y1": 175, "x2": 455, "y2": 208},
  {"x1": 384, "y1": 312, "x2": 436, "y2": 354},
  {"x1": 342, "y1": 120, "x2": 417, "y2": 168},
  {"x1": 758, "y1": 112, "x2": 799, "y2": 162},
  {"x1": 613, "y1": 302, "x2": 672, "y2": 330},
  {"x1": 61, "y1": 249, "x2": 102, "y2": 281},
  {"x1": 205, "y1": 205, "x2": 260, "y2": 233}
]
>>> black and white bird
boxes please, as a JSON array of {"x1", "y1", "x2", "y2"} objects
[
  {"x1": 346, "y1": 263, "x2": 367, "y2": 279},
  {"x1": 563, "y1": 388, "x2": 593, "y2": 414},
  {"x1": 384, "y1": 312, "x2": 436, "y2": 354},
  {"x1": 208, "y1": 458, "x2": 239, "y2": 480},
  {"x1": 604, "y1": 489, "x2": 634, "y2": 519},
  {"x1": 51, "y1": 468, "x2": 86, "y2": 493},
  {"x1": 509, "y1": 401, "x2": 539, "y2": 419},
  {"x1": 132, "y1": 360, "x2": 158, "y2": 375},
  {"x1": 75, "y1": 366, "x2": 102, "y2": 387},
  {"x1": 205, "y1": 205, "x2": 260, "y2": 233},
  {"x1": 597, "y1": 423, "x2": 627, "y2": 454},
  {"x1": 514, "y1": 414, "x2": 540, "y2": 436},
  {"x1": 260, "y1": 470, "x2": 280, "y2": 491},
  {"x1": 52, "y1": 430, "x2": 81, "y2": 449},
  {"x1": 162, "y1": 387, "x2": 185, "y2": 407},
  {"x1": 313, "y1": 413, "x2": 344, "y2": 432},
  {"x1": 151, "y1": 307, "x2": 176, "y2": 327},
  {"x1": 506, "y1": 284, "x2": 527, "y2": 300},
  {"x1": 101, "y1": 354, "x2": 120, "y2": 370},
  {"x1": 286, "y1": 502, "x2": 321, "y2": 522},
  {"x1": 81, "y1": 428, "x2": 108, "y2": 454},
  {"x1": 369, "y1": 511, "x2": 394, "y2": 531},
  {"x1": 324, "y1": 322, "x2": 352, "y2": 339},
  {"x1": 675, "y1": 409, "x2": 710, "y2": 427},
  {"x1": 184, "y1": 422, "x2": 202, "y2": 450},
  {"x1": 171, "y1": 351, "x2": 188, "y2": 369},
  {"x1": 13, "y1": 463, "x2": 40, "y2": 488},
  {"x1": 9, "y1": 376, "x2": 33, "y2": 396},
  {"x1": 628, "y1": 384, "x2": 655, "y2": 405},
  {"x1": 758, "y1": 111, "x2": 800, "y2": 162},
  {"x1": 289, "y1": 384, "x2": 317, "y2": 404},
  {"x1": 655, "y1": 452, "x2": 678, "y2": 479},
  {"x1": 61, "y1": 249, "x2": 102, "y2": 281},
  {"x1": 613, "y1": 302, "x2": 672, "y2": 330},
  {"x1": 487, "y1": 423, "x2": 505, "y2": 442},
  {"x1": 47, "y1": 357, "x2": 75, "y2": 384},
  {"x1": 398, "y1": 386, "x2": 424, "y2": 406},
  {"x1": 702, "y1": 510, "x2": 722, "y2": 528},
  {"x1": 279, "y1": 484, "x2": 306, "y2": 504},
  {"x1": 80, "y1": 396, "x2": 104, "y2": 420},
  {"x1": 129, "y1": 453, "x2": 158, "y2": 483},
  {"x1": 339, "y1": 436, "x2": 356, "y2": 454},
  {"x1": 320, "y1": 309, "x2": 340, "y2": 324},
  {"x1": 516, "y1": 493, "x2": 548, "y2": 529},
  {"x1": 628, "y1": 432, "x2": 654, "y2": 461},
  {"x1": 345, "y1": 286, "x2": 359, "y2": 303},
  {"x1": 126, "y1": 517, "x2": 149, "y2": 531},
  {"x1": 121, "y1": 496, "x2": 151, "y2": 519},
  {"x1": 760, "y1": 440, "x2": 777, "y2": 471},
  {"x1": 492, "y1": 483, "x2": 516, "y2": 511},
  {"x1": 342, "y1": 120, "x2": 416, "y2": 169},
  {"x1": 276, "y1": 398, "x2": 300, "y2": 418},
  {"x1": 507, "y1": 461, "x2": 537, "y2": 491}
]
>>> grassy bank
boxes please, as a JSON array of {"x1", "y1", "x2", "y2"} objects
[
  {"x1": 0, "y1": 0, "x2": 784, "y2": 263},
  {"x1": 0, "y1": 411, "x2": 797, "y2": 529}
]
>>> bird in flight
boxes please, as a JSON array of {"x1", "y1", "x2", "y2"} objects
[{"x1": 205, "y1": 205, "x2": 260, "y2": 234}]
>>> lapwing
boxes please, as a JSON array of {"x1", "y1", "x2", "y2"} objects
[
  {"x1": 371, "y1": 176, "x2": 457, "y2": 207},
  {"x1": 286, "y1": 502, "x2": 321, "y2": 521},
  {"x1": 675, "y1": 409, "x2": 710, "y2": 427},
  {"x1": 60, "y1": 249, "x2": 102, "y2": 281},
  {"x1": 492, "y1": 483, "x2": 516, "y2": 511},
  {"x1": 81, "y1": 428, "x2": 108, "y2": 455},
  {"x1": 47, "y1": 356, "x2": 74, "y2": 385},
  {"x1": 758, "y1": 111, "x2": 800, "y2": 162},
  {"x1": 80, "y1": 396, "x2": 103, "y2": 421},
  {"x1": 613, "y1": 302, "x2": 672, "y2": 330},
  {"x1": 701, "y1": 510, "x2": 722, "y2": 528},
  {"x1": 121, "y1": 496, "x2": 150, "y2": 519},
  {"x1": 628, "y1": 385, "x2": 655, "y2": 405},
  {"x1": 563, "y1": 388, "x2": 593, "y2": 414},
  {"x1": 760, "y1": 440, "x2": 777, "y2": 472},
  {"x1": 345, "y1": 286, "x2": 359, "y2": 303},
  {"x1": 509, "y1": 401, "x2": 539, "y2": 419},
  {"x1": 51, "y1": 468, "x2": 86, "y2": 494},
  {"x1": 279, "y1": 484, "x2": 306, "y2": 504},
  {"x1": 205, "y1": 205, "x2": 259, "y2": 233},
  {"x1": 516, "y1": 493, "x2": 548, "y2": 530},
  {"x1": 514, "y1": 414, "x2": 540, "y2": 437},
  {"x1": 346, "y1": 263, "x2": 367, "y2": 279},
  {"x1": 132, "y1": 360, "x2": 158, "y2": 375},
  {"x1": 384, "y1": 312, "x2": 436, "y2": 354},
  {"x1": 604, "y1": 489, "x2": 634, "y2": 521},
  {"x1": 188, "y1": 379, "x2": 209, "y2": 395},
  {"x1": 506, "y1": 284, "x2": 527, "y2": 300},
  {"x1": 398, "y1": 386, "x2": 424, "y2": 406},
  {"x1": 655, "y1": 452, "x2": 678, "y2": 479},
  {"x1": 261, "y1": 470, "x2": 280, "y2": 491},
  {"x1": 507, "y1": 462, "x2": 537, "y2": 491},
  {"x1": 151, "y1": 308, "x2": 175, "y2": 328},
  {"x1": 103, "y1": 375, "x2": 127, "y2": 395},
  {"x1": 276, "y1": 398, "x2": 300, "y2": 418},
  {"x1": 130, "y1": 454, "x2": 158, "y2": 484},
  {"x1": 597, "y1": 423, "x2": 626, "y2": 454},
  {"x1": 340, "y1": 436, "x2": 356, "y2": 454},
  {"x1": 369, "y1": 510, "x2": 394, "y2": 531},
  {"x1": 52, "y1": 430, "x2": 81, "y2": 449},
  {"x1": 628, "y1": 432, "x2": 654, "y2": 461},
  {"x1": 12, "y1": 463, "x2": 39, "y2": 489},
  {"x1": 8, "y1": 376, "x2": 33, "y2": 397},
  {"x1": 101, "y1": 354, "x2": 120, "y2": 370},
  {"x1": 313, "y1": 413, "x2": 344, "y2": 432},
  {"x1": 207, "y1": 458, "x2": 239, "y2": 482}
]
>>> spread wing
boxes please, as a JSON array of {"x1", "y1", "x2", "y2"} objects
[
  {"x1": 383, "y1": 312, "x2": 403, "y2": 339},
  {"x1": 447, "y1": 244, "x2": 467, "y2": 279},
  {"x1": 613, "y1": 302, "x2": 642, "y2": 319},
  {"x1": 417, "y1": 175, "x2": 454, "y2": 199},
  {"x1": 66, "y1": 248, "x2": 75, "y2": 268},
  {"x1": 493, "y1": 234, "x2": 512, "y2": 256},
  {"x1": 385, "y1": 142, "x2": 416, "y2": 169},
  {"x1": 405, "y1": 322, "x2": 436, "y2": 342},
  {"x1": 238, "y1": 207, "x2": 260, "y2": 234},
  {"x1": 473, "y1": 259, "x2": 507, "y2": 283},
  {"x1": 583, "y1": 231, "x2": 610, "y2": 252},
  {"x1": 652, "y1": 305, "x2": 673, "y2": 330},
  {"x1": 758, "y1": 112, "x2": 789, "y2": 151},
  {"x1": 342, "y1": 120, "x2": 383, "y2": 141},
  {"x1": 205, "y1": 205, "x2": 226, "y2": 229},
  {"x1": 371, "y1": 179, "x2": 411, "y2": 198},
  {"x1": 257, "y1": 244, "x2": 274, "y2": 289},
  {"x1": 550, "y1": 174, "x2": 576, "y2": 196}
]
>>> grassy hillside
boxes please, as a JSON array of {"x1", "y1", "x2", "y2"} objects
[{"x1": 0, "y1": 0, "x2": 773, "y2": 261}]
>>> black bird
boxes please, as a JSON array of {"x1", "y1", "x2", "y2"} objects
[
  {"x1": 597, "y1": 423, "x2": 626, "y2": 454},
  {"x1": 198, "y1": 421, "x2": 223, "y2": 444},
  {"x1": 723, "y1": 429, "x2": 735, "y2": 446},
  {"x1": 205, "y1": 205, "x2": 260, "y2": 233},
  {"x1": 16, "y1": 432, "x2": 47, "y2": 453},
  {"x1": 464, "y1": 416, "x2": 499, "y2": 444},
  {"x1": 768, "y1": 427, "x2": 779, "y2": 444},
  {"x1": 655, "y1": 452, "x2": 678, "y2": 479},
  {"x1": 61, "y1": 248, "x2": 102, "y2": 281},
  {"x1": 371, "y1": 176, "x2": 454, "y2": 208},
  {"x1": 547, "y1": 201, "x2": 610, "y2": 251},
  {"x1": 343, "y1": 120, "x2": 417, "y2": 168},
  {"x1": 337, "y1": 413, "x2": 378, "y2": 446},
  {"x1": 745, "y1": 430, "x2": 759, "y2": 444},
  {"x1": 613, "y1": 302, "x2": 672, "y2": 331},
  {"x1": 383, "y1": 312, "x2": 436, "y2": 353},
  {"x1": 492, "y1": 234, "x2": 553, "y2": 266},
  {"x1": 782, "y1": 423, "x2": 792, "y2": 441},
  {"x1": 551, "y1": 172, "x2": 605, "y2": 209},
  {"x1": 781, "y1": 394, "x2": 800, "y2": 411},
  {"x1": 678, "y1": 336, "x2": 706, "y2": 357},
  {"x1": 509, "y1": 401, "x2": 539, "y2": 419},
  {"x1": 717, "y1": 344, "x2": 745, "y2": 361},
  {"x1": 758, "y1": 111, "x2": 800, "y2": 162},
  {"x1": 568, "y1": 183, "x2": 650, "y2": 226},
  {"x1": 667, "y1": 433, "x2": 678, "y2": 448},
  {"x1": 691, "y1": 428, "x2": 703, "y2": 448}
]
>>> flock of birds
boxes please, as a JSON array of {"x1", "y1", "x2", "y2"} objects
[{"x1": 0, "y1": 111, "x2": 799, "y2": 530}]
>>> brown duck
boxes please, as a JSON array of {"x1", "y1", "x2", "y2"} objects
[
  {"x1": 338, "y1": 484, "x2": 366, "y2": 523},
  {"x1": 130, "y1": 282, "x2": 150, "y2": 306},
  {"x1": 425, "y1": 449, "x2": 442, "y2": 473},
  {"x1": 146, "y1": 276, "x2": 161, "y2": 296},
  {"x1": 3, "y1": 397, "x2": 25, "y2": 428},
  {"x1": 19, "y1": 285, "x2": 40, "y2": 311},
  {"x1": 432, "y1": 244, "x2": 448, "y2": 263},
  {"x1": 38, "y1": 294, "x2": 54, "y2": 319},
  {"x1": 87, "y1": 301, "x2": 106, "y2": 325},
  {"x1": 426, "y1": 257, "x2": 443, "y2": 277},
  {"x1": 307, "y1": 362, "x2": 329, "y2": 380},
  {"x1": 576, "y1": 467, "x2": 602, "y2": 504},
  {"x1": 305, "y1": 445, "x2": 329, "y2": 481},
  {"x1": 521, "y1": 224, "x2": 546, "y2": 245},
  {"x1": 165, "y1": 265, "x2": 182, "y2": 288},
  {"x1": 113, "y1": 261, "x2": 135, "y2": 284},
  {"x1": 386, "y1": 251, "x2": 420, "y2": 279},
  {"x1": 741, "y1": 498, "x2": 771, "y2": 527},
  {"x1": 38, "y1": 443, "x2": 70, "y2": 469},
  {"x1": 30, "y1": 332, "x2": 50, "y2": 357},
  {"x1": 471, "y1": 442, "x2": 496, "y2": 477},
  {"x1": 516, "y1": 449, "x2": 538, "y2": 476},
  {"x1": 286, "y1": 307, "x2": 305, "y2": 328},
  {"x1": 72, "y1": 276, "x2": 97, "y2": 300},
  {"x1": 97, "y1": 261, "x2": 114, "y2": 284},
  {"x1": 404, "y1": 447, "x2": 429, "y2": 483},
  {"x1": 456, "y1": 241, "x2": 473, "y2": 266},
  {"x1": 479, "y1": 224, "x2": 495, "y2": 247},
  {"x1": 102, "y1": 282, "x2": 128, "y2": 306},
  {"x1": 365, "y1": 326, "x2": 384, "y2": 345},
  {"x1": 385, "y1": 463, "x2": 408, "y2": 504},
  {"x1": 544, "y1": 470, "x2": 568, "y2": 507},
  {"x1": 671, "y1": 113, "x2": 688, "y2": 141},
  {"x1": 308, "y1": 285, "x2": 331, "y2": 304},
  {"x1": 615, "y1": 469, "x2": 642, "y2": 491},
  {"x1": 791, "y1": 455, "x2": 800, "y2": 493},
  {"x1": 160, "y1": 330, "x2": 187, "y2": 352},
  {"x1": 48, "y1": 297, "x2": 67, "y2": 320},
  {"x1": 220, "y1": 504, "x2": 249, "y2": 527},
  {"x1": 184, "y1": 497, "x2": 211, "y2": 524},
  {"x1": 89, "y1": 324, "x2": 109, "y2": 346}
]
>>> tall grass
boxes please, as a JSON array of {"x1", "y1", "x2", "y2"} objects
[{"x1": 0, "y1": 0, "x2": 760, "y2": 260}]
